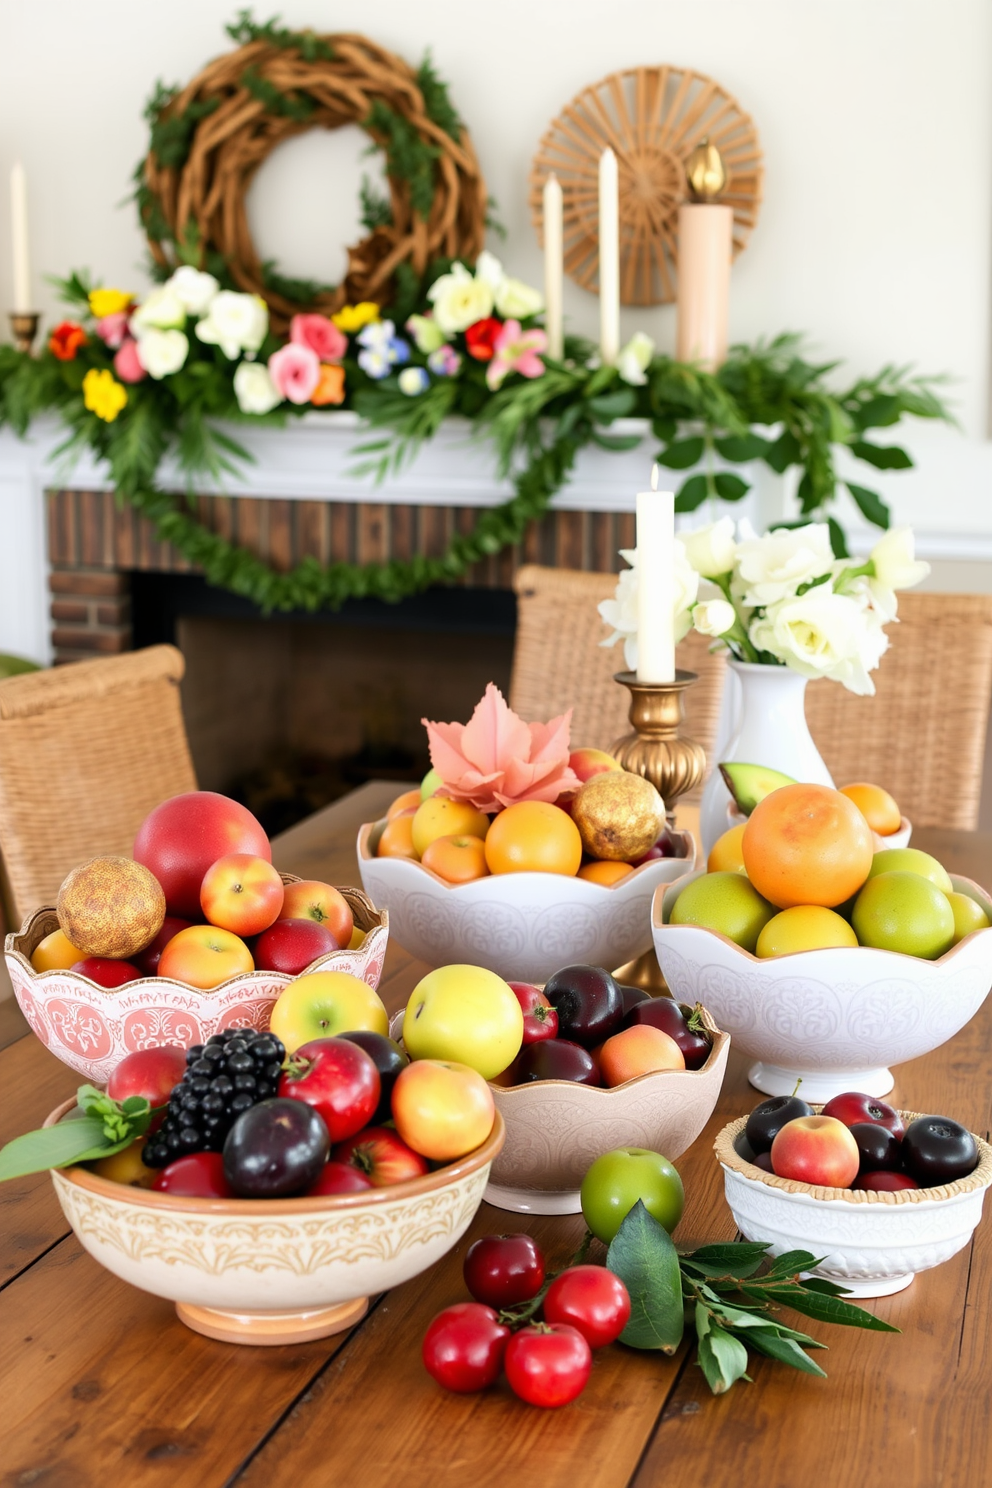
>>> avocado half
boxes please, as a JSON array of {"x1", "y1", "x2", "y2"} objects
[{"x1": 719, "y1": 762, "x2": 796, "y2": 815}]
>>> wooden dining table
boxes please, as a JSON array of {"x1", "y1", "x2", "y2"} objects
[{"x1": 2, "y1": 780, "x2": 990, "y2": 1488}]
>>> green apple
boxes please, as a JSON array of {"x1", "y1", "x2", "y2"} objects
[
  {"x1": 580, "y1": 1147, "x2": 685, "y2": 1243},
  {"x1": 866, "y1": 847, "x2": 953, "y2": 895},
  {"x1": 420, "y1": 767, "x2": 443, "y2": 801},
  {"x1": 403, "y1": 965, "x2": 524, "y2": 1080},
  {"x1": 269, "y1": 970, "x2": 389, "y2": 1054}
]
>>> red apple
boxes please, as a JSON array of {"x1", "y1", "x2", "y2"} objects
[
  {"x1": 134, "y1": 916, "x2": 192, "y2": 976},
  {"x1": 153, "y1": 1152, "x2": 233, "y2": 1197},
  {"x1": 333, "y1": 1126, "x2": 429, "y2": 1186},
  {"x1": 280, "y1": 880, "x2": 354, "y2": 948},
  {"x1": 569, "y1": 748, "x2": 623, "y2": 784},
  {"x1": 598, "y1": 1024, "x2": 685, "y2": 1087},
  {"x1": 157, "y1": 924, "x2": 253, "y2": 989},
  {"x1": 71, "y1": 957, "x2": 142, "y2": 988},
  {"x1": 134, "y1": 791, "x2": 271, "y2": 918},
  {"x1": 391, "y1": 1060, "x2": 495, "y2": 1161},
  {"x1": 254, "y1": 917, "x2": 339, "y2": 975},
  {"x1": 854, "y1": 1171, "x2": 919, "y2": 1192},
  {"x1": 107, "y1": 1045, "x2": 186, "y2": 1130},
  {"x1": 770, "y1": 1115, "x2": 860, "y2": 1188},
  {"x1": 278, "y1": 1037, "x2": 380, "y2": 1143},
  {"x1": 820, "y1": 1091, "x2": 905, "y2": 1140},
  {"x1": 306, "y1": 1161, "x2": 375, "y2": 1196},
  {"x1": 200, "y1": 853, "x2": 284, "y2": 936},
  {"x1": 508, "y1": 981, "x2": 558, "y2": 1044}
]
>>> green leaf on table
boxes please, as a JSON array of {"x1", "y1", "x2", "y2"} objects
[
  {"x1": 713, "y1": 472, "x2": 750, "y2": 501},
  {"x1": 606, "y1": 1201, "x2": 685, "y2": 1353},
  {"x1": 674, "y1": 473, "x2": 711, "y2": 511},
  {"x1": 849, "y1": 440, "x2": 913, "y2": 470},
  {"x1": 655, "y1": 435, "x2": 705, "y2": 469},
  {"x1": 749, "y1": 1284, "x2": 900, "y2": 1332},
  {"x1": 0, "y1": 1117, "x2": 114, "y2": 1180},
  {"x1": 681, "y1": 1242, "x2": 771, "y2": 1270},
  {"x1": 746, "y1": 1330, "x2": 827, "y2": 1377},
  {"x1": 760, "y1": 1250, "x2": 823, "y2": 1280},
  {"x1": 846, "y1": 482, "x2": 890, "y2": 529},
  {"x1": 695, "y1": 1307, "x2": 751, "y2": 1394}
]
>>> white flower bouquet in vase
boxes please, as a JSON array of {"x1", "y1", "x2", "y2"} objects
[{"x1": 600, "y1": 520, "x2": 930, "y2": 853}]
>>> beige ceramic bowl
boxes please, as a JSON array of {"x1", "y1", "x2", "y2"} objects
[
  {"x1": 44, "y1": 1097, "x2": 505, "y2": 1345},
  {"x1": 392, "y1": 1004, "x2": 730, "y2": 1215},
  {"x1": 7, "y1": 881, "x2": 389, "y2": 1083},
  {"x1": 716, "y1": 1111, "x2": 992, "y2": 1297}
]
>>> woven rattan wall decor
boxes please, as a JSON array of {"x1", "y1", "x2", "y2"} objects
[
  {"x1": 138, "y1": 20, "x2": 488, "y2": 333},
  {"x1": 529, "y1": 65, "x2": 763, "y2": 306}
]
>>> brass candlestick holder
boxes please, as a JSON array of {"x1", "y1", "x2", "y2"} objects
[
  {"x1": 609, "y1": 669, "x2": 706, "y2": 816},
  {"x1": 9, "y1": 312, "x2": 40, "y2": 354}
]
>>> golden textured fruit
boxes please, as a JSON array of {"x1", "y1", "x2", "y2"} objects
[
  {"x1": 57, "y1": 856, "x2": 166, "y2": 959},
  {"x1": 571, "y1": 772, "x2": 666, "y2": 862}
]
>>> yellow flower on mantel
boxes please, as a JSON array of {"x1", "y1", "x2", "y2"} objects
[
  {"x1": 331, "y1": 301, "x2": 380, "y2": 333},
  {"x1": 82, "y1": 368, "x2": 128, "y2": 422},
  {"x1": 87, "y1": 287, "x2": 132, "y2": 319}
]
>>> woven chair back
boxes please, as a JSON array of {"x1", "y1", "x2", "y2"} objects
[
  {"x1": 508, "y1": 565, "x2": 727, "y2": 805},
  {"x1": 0, "y1": 645, "x2": 197, "y2": 923},
  {"x1": 805, "y1": 591, "x2": 992, "y2": 831}
]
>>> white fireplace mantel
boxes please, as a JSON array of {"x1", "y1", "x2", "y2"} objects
[{"x1": 1, "y1": 411, "x2": 990, "y2": 665}]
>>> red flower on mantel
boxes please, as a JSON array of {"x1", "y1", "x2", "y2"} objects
[
  {"x1": 464, "y1": 317, "x2": 502, "y2": 362},
  {"x1": 49, "y1": 321, "x2": 88, "y2": 361}
]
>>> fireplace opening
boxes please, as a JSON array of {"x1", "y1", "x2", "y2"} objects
[{"x1": 131, "y1": 573, "x2": 517, "y2": 835}]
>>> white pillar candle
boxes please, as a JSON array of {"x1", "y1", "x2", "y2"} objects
[
  {"x1": 10, "y1": 163, "x2": 31, "y2": 313},
  {"x1": 598, "y1": 148, "x2": 620, "y2": 365},
  {"x1": 542, "y1": 173, "x2": 563, "y2": 360},
  {"x1": 635, "y1": 465, "x2": 676, "y2": 684},
  {"x1": 676, "y1": 201, "x2": 733, "y2": 370}
]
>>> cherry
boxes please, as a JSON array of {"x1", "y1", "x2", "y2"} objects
[
  {"x1": 422, "y1": 1303, "x2": 510, "y2": 1393},
  {"x1": 463, "y1": 1234, "x2": 545, "y2": 1309},
  {"x1": 542, "y1": 1265, "x2": 631, "y2": 1349},
  {"x1": 504, "y1": 1324, "x2": 592, "y2": 1409}
]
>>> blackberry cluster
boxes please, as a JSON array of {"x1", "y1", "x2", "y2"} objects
[{"x1": 143, "y1": 1029, "x2": 286, "y2": 1168}]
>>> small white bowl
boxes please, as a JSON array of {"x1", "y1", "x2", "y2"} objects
[
  {"x1": 723, "y1": 802, "x2": 912, "y2": 853},
  {"x1": 358, "y1": 820, "x2": 695, "y2": 983},
  {"x1": 652, "y1": 871, "x2": 992, "y2": 1102},
  {"x1": 45, "y1": 1097, "x2": 504, "y2": 1345},
  {"x1": 715, "y1": 1112, "x2": 992, "y2": 1297}
]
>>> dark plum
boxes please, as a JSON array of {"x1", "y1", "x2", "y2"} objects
[
  {"x1": 848, "y1": 1122, "x2": 902, "y2": 1173},
  {"x1": 744, "y1": 1095, "x2": 813, "y2": 1156},
  {"x1": 223, "y1": 1098, "x2": 330, "y2": 1198},
  {"x1": 340, "y1": 1031, "x2": 409, "y2": 1123},
  {"x1": 544, "y1": 965, "x2": 623, "y2": 1048},
  {"x1": 902, "y1": 1115, "x2": 978, "y2": 1186},
  {"x1": 625, "y1": 998, "x2": 711, "y2": 1069},
  {"x1": 618, "y1": 984, "x2": 652, "y2": 1016},
  {"x1": 854, "y1": 1170, "x2": 919, "y2": 1192},
  {"x1": 513, "y1": 1040, "x2": 601, "y2": 1087}
]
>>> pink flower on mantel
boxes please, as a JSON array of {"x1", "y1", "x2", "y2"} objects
[
  {"x1": 422, "y1": 683, "x2": 580, "y2": 814},
  {"x1": 268, "y1": 341, "x2": 320, "y2": 404},
  {"x1": 486, "y1": 319, "x2": 547, "y2": 392},
  {"x1": 113, "y1": 338, "x2": 147, "y2": 383},
  {"x1": 96, "y1": 311, "x2": 131, "y2": 349},
  {"x1": 290, "y1": 313, "x2": 347, "y2": 363}
]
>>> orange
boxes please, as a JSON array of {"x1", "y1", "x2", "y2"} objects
[
  {"x1": 376, "y1": 813, "x2": 418, "y2": 859},
  {"x1": 741, "y1": 783, "x2": 873, "y2": 910},
  {"x1": 577, "y1": 860, "x2": 633, "y2": 885},
  {"x1": 707, "y1": 823, "x2": 747, "y2": 874},
  {"x1": 30, "y1": 927, "x2": 84, "y2": 973},
  {"x1": 421, "y1": 834, "x2": 490, "y2": 884},
  {"x1": 411, "y1": 797, "x2": 490, "y2": 859},
  {"x1": 387, "y1": 788, "x2": 421, "y2": 820},
  {"x1": 839, "y1": 782, "x2": 902, "y2": 836},
  {"x1": 484, "y1": 802, "x2": 583, "y2": 876}
]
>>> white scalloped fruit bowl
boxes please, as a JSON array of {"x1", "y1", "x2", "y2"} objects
[
  {"x1": 715, "y1": 1112, "x2": 992, "y2": 1296},
  {"x1": 6, "y1": 884, "x2": 389, "y2": 1083},
  {"x1": 358, "y1": 819, "x2": 695, "y2": 982},
  {"x1": 652, "y1": 870, "x2": 992, "y2": 1102},
  {"x1": 44, "y1": 1097, "x2": 504, "y2": 1345}
]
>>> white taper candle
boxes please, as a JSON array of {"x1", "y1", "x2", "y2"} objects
[
  {"x1": 542, "y1": 174, "x2": 563, "y2": 360},
  {"x1": 598, "y1": 148, "x2": 620, "y2": 365},
  {"x1": 10, "y1": 164, "x2": 31, "y2": 313},
  {"x1": 635, "y1": 464, "x2": 676, "y2": 683}
]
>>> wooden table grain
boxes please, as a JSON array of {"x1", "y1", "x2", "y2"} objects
[{"x1": 1, "y1": 782, "x2": 989, "y2": 1488}]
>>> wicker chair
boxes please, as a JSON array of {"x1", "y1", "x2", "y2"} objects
[
  {"x1": 508, "y1": 565, "x2": 727, "y2": 805},
  {"x1": 805, "y1": 591, "x2": 992, "y2": 831},
  {"x1": 0, "y1": 645, "x2": 197, "y2": 923}
]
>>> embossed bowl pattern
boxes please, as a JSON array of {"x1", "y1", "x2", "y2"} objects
[
  {"x1": 358, "y1": 819, "x2": 695, "y2": 982},
  {"x1": 715, "y1": 1111, "x2": 992, "y2": 1297},
  {"x1": 652, "y1": 870, "x2": 992, "y2": 1102}
]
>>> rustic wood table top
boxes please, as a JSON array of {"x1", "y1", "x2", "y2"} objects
[{"x1": 1, "y1": 782, "x2": 990, "y2": 1488}]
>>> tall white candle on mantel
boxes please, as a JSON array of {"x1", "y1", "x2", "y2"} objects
[
  {"x1": 542, "y1": 173, "x2": 563, "y2": 360},
  {"x1": 635, "y1": 465, "x2": 676, "y2": 684},
  {"x1": 10, "y1": 163, "x2": 31, "y2": 313},
  {"x1": 598, "y1": 147, "x2": 620, "y2": 365}
]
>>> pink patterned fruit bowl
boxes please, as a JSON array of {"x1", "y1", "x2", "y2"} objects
[{"x1": 5, "y1": 882, "x2": 388, "y2": 1084}]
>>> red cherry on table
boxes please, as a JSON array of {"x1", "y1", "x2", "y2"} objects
[
  {"x1": 854, "y1": 1170, "x2": 919, "y2": 1192},
  {"x1": 422, "y1": 1303, "x2": 510, "y2": 1393},
  {"x1": 306, "y1": 1161, "x2": 375, "y2": 1196},
  {"x1": 333, "y1": 1126, "x2": 429, "y2": 1186},
  {"x1": 152, "y1": 1152, "x2": 233, "y2": 1198},
  {"x1": 278, "y1": 1037, "x2": 380, "y2": 1143},
  {"x1": 463, "y1": 1234, "x2": 546, "y2": 1309},
  {"x1": 504, "y1": 1323, "x2": 592, "y2": 1408},
  {"x1": 71, "y1": 957, "x2": 142, "y2": 988},
  {"x1": 543, "y1": 1265, "x2": 631, "y2": 1349},
  {"x1": 820, "y1": 1091, "x2": 905, "y2": 1139},
  {"x1": 508, "y1": 982, "x2": 559, "y2": 1044}
]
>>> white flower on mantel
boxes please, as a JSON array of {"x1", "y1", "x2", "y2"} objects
[
  {"x1": 616, "y1": 332, "x2": 655, "y2": 386},
  {"x1": 735, "y1": 523, "x2": 835, "y2": 607},
  {"x1": 693, "y1": 597, "x2": 737, "y2": 637},
  {"x1": 598, "y1": 543, "x2": 699, "y2": 671},
  {"x1": 168, "y1": 265, "x2": 220, "y2": 316},
  {"x1": 233, "y1": 360, "x2": 283, "y2": 415},
  {"x1": 135, "y1": 328, "x2": 188, "y2": 380},
  {"x1": 130, "y1": 284, "x2": 186, "y2": 334},
  {"x1": 682, "y1": 517, "x2": 737, "y2": 579},
  {"x1": 749, "y1": 587, "x2": 887, "y2": 696},
  {"x1": 870, "y1": 526, "x2": 930, "y2": 593},
  {"x1": 196, "y1": 291, "x2": 269, "y2": 360},
  {"x1": 427, "y1": 261, "x2": 494, "y2": 334}
]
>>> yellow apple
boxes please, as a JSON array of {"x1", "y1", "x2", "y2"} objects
[
  {"x1": 270, "y1": 969, "x2": 388, "y2": 1053},
  {"x1": 31, "y1": 928, "x2": 84, "y2": 973},
  {"x1": 410, "y1": 798, "x2": 489, "y2": 859},
  {"x1": 391, "y1": 1059, "x2": 495, "y2": 1161},
  {"x1": 403, "y1": 964, "x2": 523, "y2": 1080}
]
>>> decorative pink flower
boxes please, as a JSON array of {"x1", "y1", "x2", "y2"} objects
[
  {"x1": 113, "y1": 338, "x2": 147, "y2": 383},
  {"x1": 290, "y1": 313, "x2": 347, "y2": 363},
  {"x1": 486, "y1": 320, "x2": 548, "y2": 391},
  {"x1": 422, "y1": 683, "x2": 580, "y2": 813},
  {"x1": 96, "y1": 312, "x2": 130, "y2": 349},
  {"x1": 268, "y1": 342, "x2": 321, "y2": 404}
]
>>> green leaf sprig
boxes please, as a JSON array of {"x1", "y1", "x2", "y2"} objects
[
  {"x1": 606, "y1": 1201, "x2": 898, "y2": 1396},
  {"x1": 0, "y1": 1085, "x2": 159, "y2": 1181}
]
